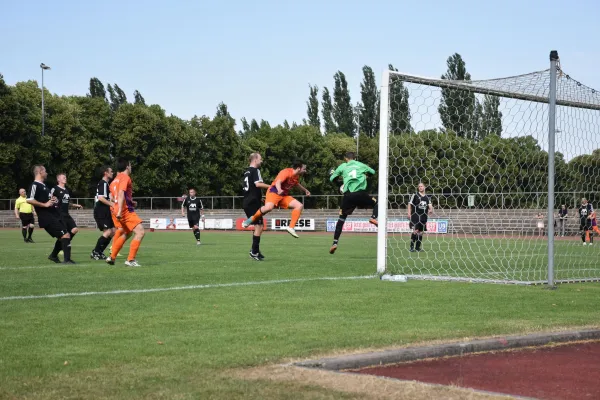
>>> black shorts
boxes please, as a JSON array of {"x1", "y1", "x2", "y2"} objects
[
  {"x1": 243, "y1": 201, "x2": 263, "y2": 225},
  {"x1": 340, "y1": 191, "x2": 377, "y2": 216},
  {"x1": 410, "y1": 214, "x2": 428, "y2": 231},
  {"x1": 95, "y1": 214, "x2": 114, "y2": 231},
  {"x1": 41, "y1": 216, "x2": 69, "y2": 239},
  {"x1": 188, "y1": 215, "x2": 201, "y2": 228},
  {"x1": 19, "y1": 213, "x2": 35, "y2": 227},
  {"x1": 61, "y1": 214, "x2": 77, "y2": 232},
  {"x1": 580, "y1": 219, "x2": 592, "y2": 231}
]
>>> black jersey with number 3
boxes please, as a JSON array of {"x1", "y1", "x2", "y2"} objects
[
  {"x1": 94, "y1": 179, "x2": 111, "y2": 217},
  {"x1": 242, "y1": 167, "x2": 263, "y2": 206},
  {"x1": 410, "y1": 193, "x2": 430, "y2": 216},
  {"x1": 183, "y1": 197, "x2": 203, "y2": 216}
]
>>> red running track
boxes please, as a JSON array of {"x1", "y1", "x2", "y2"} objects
[{"x1": 353, "y1": 341, "x2": 600, "y2": 400}]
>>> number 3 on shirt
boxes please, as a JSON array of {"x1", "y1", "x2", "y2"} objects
[{"x1": 243, "y1": 176, "x2": 249, "y2": 191}]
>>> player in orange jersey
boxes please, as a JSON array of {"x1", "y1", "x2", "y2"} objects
[
  {"x1": 586, "y1": 209, "x2": 600, "y2": 244},
  {"x1": 106, "y1": 158, "x2": 145, "y2": 266},
  {"x1": 242, "y1": 160, "x2": 310, "y2": 238}
]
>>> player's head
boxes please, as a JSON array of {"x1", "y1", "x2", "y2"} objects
[
  {"x1": 344, "y1": 152, "x2": 356, "y2": 162},
  {"x1": 561, "y1": 204, "x2": 566, "y2": 209},
  {"x1": 418, "y1": 182, "x2": 426, "y2": 193},
  {"x1": 18, "y1": 188, "x2": 26, "y2": 197},
  {"x1": 189, "y1": 188, "x2": 196, "y2": 197},
  {"x1": 32, "y1": 165, "x2": 47, "y2": 181},
  {"x1": 101, "y1": 165, "x2": 114, "y2": 180},
  {"x1": 249, "y1": 152, "x2": 263, "y2": 168},
  {"x1": 582, "y1": 198, "x2": 588, "y2": 205},
  {"x1": 57, "y1": 173, "x2": 67, "y2": 185},
  {"x1": 292, "y1": 160, "x2": 307, "y2": 175},
  {"x1": 116, "y1": 157, "x2": 131, "y2": 174}
]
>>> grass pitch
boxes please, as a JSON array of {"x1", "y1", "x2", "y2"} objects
[{"x1": 1, "y1": 229, "x2": 599, "y2": 399}]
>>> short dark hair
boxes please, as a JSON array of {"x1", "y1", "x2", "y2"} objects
[
  {"x1": 292, "y1": 160, "x2": 305, "y2": 169},
  {"x1": 345, "y1": 152, "x2": 355, "y2": 160},
  {"x1": 101, "y1": 165, "x2": 112, "y2": 176},
  {"x1": 116, "y1": 157, "x2": 129, "y2": 172}
]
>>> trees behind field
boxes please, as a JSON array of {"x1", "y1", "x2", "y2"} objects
[{"x1": 0, "y1": 70, "x2": 598, "y2": 208}]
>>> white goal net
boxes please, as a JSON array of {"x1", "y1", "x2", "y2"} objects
[{"x1": 377, "y1": 51, "x2": 600, "y2": 284}]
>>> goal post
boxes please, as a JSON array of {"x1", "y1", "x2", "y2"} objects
[{"x1": 377, "y1": 51, "x2": 600, "y2": 284}]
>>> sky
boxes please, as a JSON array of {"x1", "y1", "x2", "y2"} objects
[{"x1": 2, "y1": 0, "x2": 599, "y2": 128}]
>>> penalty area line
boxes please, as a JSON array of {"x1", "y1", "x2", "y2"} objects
[{"x1": 0, "y1": 275, "x2": 377, "y2": 301}]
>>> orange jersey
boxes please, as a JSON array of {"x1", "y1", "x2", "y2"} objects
[
  {"x1": 269, "y1": 168, "x2": 299, "y2": 196},
  {"x1": 110, "y1": 172, "x2": 135, "y2": 213}
]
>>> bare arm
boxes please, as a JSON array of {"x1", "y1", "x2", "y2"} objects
[
  {"x1": 428, "y1": 204, "x2": 434, "y2": 215},
  {"x1": 296, "y1": 183, "x2": 310, "y2": 196},
  {"x1": 407, "y1": 204, "x2": 412, "y2": 218},
  {"x1": 14, "y1": 202, "x2": 19, "y2": 219},
  {"x1": 98, "y1": 197, "x2": 113, "y2": 207},
  {"x1": 27, "y1": 198, "x2": 53, "y2": 208},
  {"x1": 256, "y1": 182, "x2": 270, "y2": 189},
  {"x1": 275, "y1": 180, "x2": 283, "y2": 194},
  {"x1": 116, "y1": 190, "x2": 125, "y2": 218}
]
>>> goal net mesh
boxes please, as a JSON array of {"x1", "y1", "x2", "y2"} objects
[{"x1": 381, "y1": 65, "x2": 600, "y2": 284}]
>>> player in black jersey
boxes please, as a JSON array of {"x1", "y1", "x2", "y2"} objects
[
  {"x1": 242, "y1": 153, "x2": 270, "y2": 260},
  {"x1": 408, "y1": 182, "x2": 433, "y2": 252},
  {"x1": 51, "y1": 173, "x2": 83, "y2": 240},
  {"x1": 578, "y1": 198, "x2": 594, "y2": 245},
  {"x1": 91, "y1": 166, "x2": 116, "y2": 259},
  {"x1": 181, "y1": 188, "x2": 204, "y2": 245},
  {"x1": 26, "y1": 165, "x2": 75, "y2": 264}
]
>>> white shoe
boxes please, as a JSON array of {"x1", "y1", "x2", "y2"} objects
[
  {"x1": 285, "y1": 227, "x2": 299, "y2": 238},
  {"x1": 583, "y1": 242, "x2": 587, "y2": 246},
  {"x1": 196, "y1": 241, "x2": 201, "y2": 246},
  {"x1": 125, "y1": 260, "x2": 141, "y2": 267},
  {"x1": 590, "y1": 243, "x2": 594, "y2": 246}
]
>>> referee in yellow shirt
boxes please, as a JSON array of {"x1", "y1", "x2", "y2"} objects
[{"x1": 15, "y1": 188, "x2": 36, "y2": 243}]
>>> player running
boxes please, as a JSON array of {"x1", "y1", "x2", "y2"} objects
[
  {"x1": 242, "y1": 152, "x2": 270, "y2": 260},
  {"x1": 15, "y1": 188, "x2": 36, "y2": 243},
  {"x1": 51, "y1": 173, "x2": 83, "y2": 245},
  {"x1": 26, "y1": 165, "x2": 75, "y2": 264},
  {"x1": 106, "y1": 158, "x2": 145, "y2": 266},
  {"x1": 181, "y1": 188, "x2": 205, "y2": 245},
  {"x1": 91, "y1": 166, "x2": 115, "y2": 260},
  {"x1": 242, "y1": 160, "x2": 310, "y2": 238},
  {"x1": 586, "y1": 208, "x2": 600, "y2": 244},
  {"x1": 328, "y1": 152, "x2": 378, "y2": 254},
  {"x1": 578, "y1": 198, "x2": 593, "y2": 245}
]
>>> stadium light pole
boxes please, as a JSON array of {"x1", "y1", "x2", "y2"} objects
[{"x1": 40, "y1": 63, "x2": 51, "y2": 136}]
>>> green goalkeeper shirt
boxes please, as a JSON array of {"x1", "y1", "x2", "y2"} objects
[{"x1": 330, "y1": 160, "x2": 375, "y2": 193}]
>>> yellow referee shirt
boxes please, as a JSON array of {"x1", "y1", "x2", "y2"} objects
[{"x1": 15, "y1": 197, "x2": 33, "y2": 214}]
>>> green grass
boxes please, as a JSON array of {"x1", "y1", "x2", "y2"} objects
[{"x1": 1, "y1": 229, "x2": 599, "y2": 399}]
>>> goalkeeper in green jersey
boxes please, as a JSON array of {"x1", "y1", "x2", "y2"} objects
[{"x1": 328, "y1": 152, "x2": 378, "y2": 254}]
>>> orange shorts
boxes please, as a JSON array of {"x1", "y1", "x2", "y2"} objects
[
  {"x1": 265, "y1": 192, "x2": 296, "y2": 209},
  {"x1": 111, "y1": 209, "x2": 142, "y2": 233}
]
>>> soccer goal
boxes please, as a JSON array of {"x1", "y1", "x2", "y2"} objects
[{"x1": 377, "y1": 51, "x2": 600, "y2": 285}]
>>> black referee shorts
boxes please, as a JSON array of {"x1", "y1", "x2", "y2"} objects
[
  {"x1": 61, "y1": 214, "x2": 77, "y2": 232},
  {"x1": 340, "y1": 190, "x2": 376, "y2": 216},
  {"x1": 580, "y1": 219, "x2": 592, "y2": 231},
  {"x1": 94, "y1": 213, "x2": 115, "y2": 231},
  {"x1": 243, "y1": 200, "x2": 263, "y2": 225},
  {"x1": 410, "y1": 214, "x2": 428, "y2": 232},
  {"x1": 19, "y1": 213, "x2": 35, "y2": 227},
  {"x1": 188, "y1": 215, "x2": 201, "y2": 228},
  {"x1": 41, "y1": 216, "x2": 69, "y2": 239}
]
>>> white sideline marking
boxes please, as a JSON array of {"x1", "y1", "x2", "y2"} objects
[{"x1": 0, "y1": 275, "x2": 376, "y2": 301}]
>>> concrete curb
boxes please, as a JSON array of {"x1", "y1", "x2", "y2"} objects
[{"x1": 294, "y1": 329, "x2": 600, "y2": 371}]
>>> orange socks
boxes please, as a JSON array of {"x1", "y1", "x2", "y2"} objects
[
  {"x1": 110, "y1": 232, "x2": 127, "y2": 259},
  {"x1": 290, "y1": 208, "x2": 302, "y2": 228},
  {"x1": 127, "y1": 239, "x2": 141, "y2": 261},
  {"x1": 251, "y1": 208, "x2": 263, "y2": 222}
]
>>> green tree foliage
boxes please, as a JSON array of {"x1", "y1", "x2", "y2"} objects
[
  {"x1": 333, "y1": 71, "x2": 354, "y2": 136},
  {"x1": 306, "y1": 84, "x2": 320, "y2": 129},
  {"x1": 321, "y1": 87, "x2": 336, "y2": 134},
  {"x1": 438, "y1": 53, "x2": 477, "y2": 139},
  {"x1": 133, "y1": 90, "x2": 146, "y2": 106},
  {"x1": 478, "y1": 94, "x2": 502, "y2": 139},
  {"x1": 107, "y1": 83, "x2": 127, "y2": 112},
  {"x1": 359, "y1": 66, "x2": 379, "y2": 138},
  {"x1": 388, "y1": 64, "x2": 411, "y2": 135},
  {"x1": 88, "y1": 78, "x2": 106, "y2": 100}
]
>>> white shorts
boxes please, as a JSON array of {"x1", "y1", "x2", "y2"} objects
[{"x1": 537, "y1": 222, "x2": 544, "y2": 228}]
